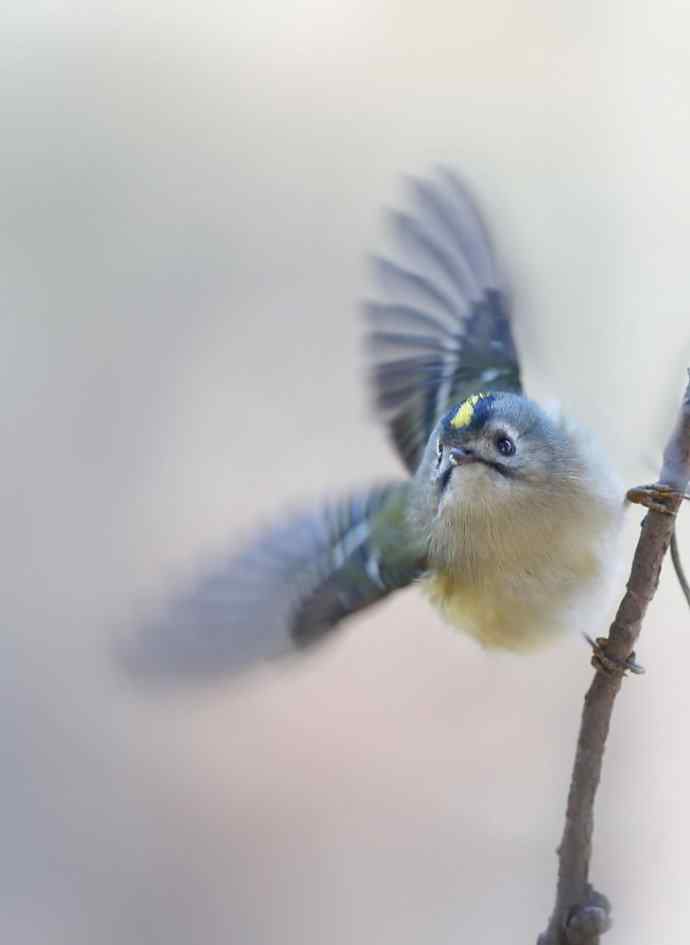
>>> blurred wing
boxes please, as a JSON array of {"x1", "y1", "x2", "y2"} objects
[
  {"x1": 120, "y1": 483, "x2": 426, "y2": 680},
  {"x1": 365, "y1": 168, "x2": 522, "y2": 473}
]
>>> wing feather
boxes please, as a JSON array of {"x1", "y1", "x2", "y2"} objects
[
  {"x1": 366, "y1": 169, "x2": 522, "y2": 473},
  {"x1": 120, "y1": 484, "x2": 425, "y2": 679}
]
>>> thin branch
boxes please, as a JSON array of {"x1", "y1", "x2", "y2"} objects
[
  {"x1": 538, "y1": 371, "x2": 690, "y2": 945},
  {"x1": 670, "y1": 527, "x2": 690, "y2": 608}
]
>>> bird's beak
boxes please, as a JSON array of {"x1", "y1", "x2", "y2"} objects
[
  {"x1": 448, "y1": 447, "x2": 480, "y2": 466},
  {"x1": 434, "y1": 446, "x2": 480, "y2": 493}
]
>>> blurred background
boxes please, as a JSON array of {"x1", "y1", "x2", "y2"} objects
[{"x1": 3, "y1": 3, "x2": 690, "y2": 942}]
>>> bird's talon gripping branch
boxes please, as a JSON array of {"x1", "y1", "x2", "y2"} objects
[
  {"x1": 584, "y1": 634, "x2": 645, "y2": 676},
  {"x1": 626, "y1": 483, "x2": 689, "y2": 515},
  {"x1": 540, "y1": 376, "x2": 690, "y2": 944}
]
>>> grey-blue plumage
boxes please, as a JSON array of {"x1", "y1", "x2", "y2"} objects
[
  {"x1": 122, "y1": 483, "x2": 426, "y2": 678},
  {"x1": 122, "y1": 169, "x2": 623, "y2": 679},
  {"x1": 365, "y1": 169, "x2": 521, "y2": 473}
]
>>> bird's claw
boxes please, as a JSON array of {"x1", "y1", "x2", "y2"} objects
[
  {"x1": 584, "y1": 635, "x2": 645, "y2": 676},
  {"x1": 626, "y1": 483, "x2": 688, "y2": 515}
]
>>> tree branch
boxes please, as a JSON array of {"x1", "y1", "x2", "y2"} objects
[
  {"x1": 538, "y1": 371, "x2": 690, "y2": 945},
  {"x1": 670, "y1": 528, "x2": 690, "y2": 608}
]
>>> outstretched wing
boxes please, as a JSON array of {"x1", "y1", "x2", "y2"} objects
[
  {"x1": 120, "y1": 483, "x2": 426, "y2": 680},
  {"x1": 365, "y1": 168, "x2": 522, "y2": 473}
]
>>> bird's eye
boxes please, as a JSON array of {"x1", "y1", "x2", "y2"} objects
[{"x1": 495, "y1": 435, "x2": 515, "y2": 457}]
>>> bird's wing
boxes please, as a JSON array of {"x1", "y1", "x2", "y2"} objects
[
  {"x1": 365, "y1": 169, "x2": 523, "y2": 473},
  {"x1": 121, "y1": 483, "x2": 426, "y2": 679}
]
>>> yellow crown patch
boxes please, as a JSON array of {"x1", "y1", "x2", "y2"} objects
[{"x1": 450, "y1": 392, "x2": 492, "y2": 429}]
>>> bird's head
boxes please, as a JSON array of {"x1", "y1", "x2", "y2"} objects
[{"x1": 418, "y1": 392, "x2": 584, "y2": 521}]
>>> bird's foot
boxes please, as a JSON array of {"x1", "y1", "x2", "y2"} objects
[
  {"x1": 584, "y1": 635, "x2": 645, "y2": 676},
  {"x1": 626, "y1": 483, "x2": 688, "y2": 515}
]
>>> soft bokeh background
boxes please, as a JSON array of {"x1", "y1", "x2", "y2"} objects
[{"x1": 4, "y1": 3, "x2": 690, "y2": 942}]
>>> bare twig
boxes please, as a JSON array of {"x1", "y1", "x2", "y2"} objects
[
  {"x1": 538, "y1": 372, "x2": 690, "y2": 945},
  {"x1": 670, "y1": 528, "x2": 690, "y2": 608}
]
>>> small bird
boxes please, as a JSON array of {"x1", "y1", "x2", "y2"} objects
[{"x1": 124, "y1": 169, "x2": 624, "y2": 678}]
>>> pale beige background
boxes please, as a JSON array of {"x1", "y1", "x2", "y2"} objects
[{"x1": 3, "y1": 3, "x2": 690, "y2": 943}]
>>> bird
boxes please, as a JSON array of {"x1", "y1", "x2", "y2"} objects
[{"x1": 122, "y1": 168, "x2": 624, "y2": 678}]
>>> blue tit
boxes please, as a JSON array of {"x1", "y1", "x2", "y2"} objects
[{"x1": 123, "y1": 169, "x2": 623, "y2": 678}]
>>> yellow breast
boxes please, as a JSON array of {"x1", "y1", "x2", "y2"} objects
[{"x1": 423, "y1": 571, "x2": 571, "y2": 652}]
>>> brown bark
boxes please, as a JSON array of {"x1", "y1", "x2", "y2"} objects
[{"x1": 538, "y1": 373, "x2": 690, "y2": 945}]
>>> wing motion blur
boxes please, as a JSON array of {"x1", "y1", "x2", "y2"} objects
[
  {"x1": 365, "y1": 169, "x2": 522, "y2": 473},
  {"x1": 121, "y1": 483, "x2": 426, "y2": 679}
]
